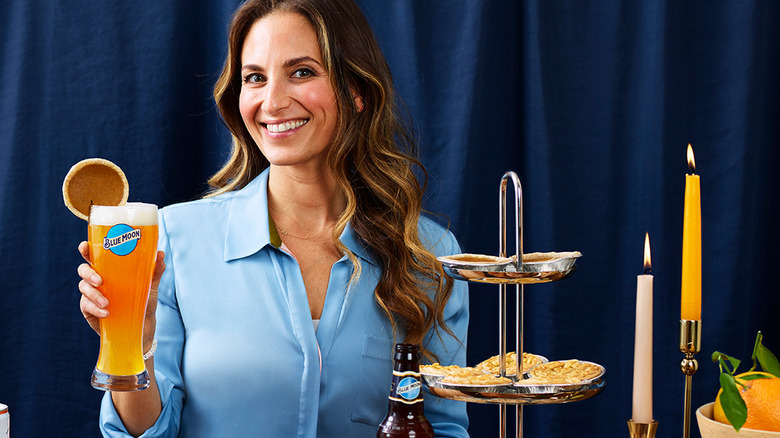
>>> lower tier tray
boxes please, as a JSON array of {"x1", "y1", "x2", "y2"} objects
[{"x1": 423, "y1": 376, "x2": 606, "y2": 405}]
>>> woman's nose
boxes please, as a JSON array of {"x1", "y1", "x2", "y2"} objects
[{"x1": 262, "y1": 78, "x2": 291, "y2": 114}]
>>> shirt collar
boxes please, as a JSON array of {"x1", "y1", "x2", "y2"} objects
[
  {"x1": 224, "y1": 168, "x2": 377, "y2": 266},
  {"x1": 224, "y1": 168, "x2": 273, "y2": 262},
  {"x1": 338, "y1": 221, "x2": 377, "y2": 266}
]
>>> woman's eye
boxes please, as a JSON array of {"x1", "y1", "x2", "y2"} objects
[
  {"x1": 242, "y1": 73, "x2": 264, "y2": 84},
  {"x1": 292, "y1": 68, "x2": 315, "y2": 79}
]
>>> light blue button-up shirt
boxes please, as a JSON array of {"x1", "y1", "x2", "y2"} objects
[{"x1": 100, "y1": 168, "x2": 469, "y2": 437}]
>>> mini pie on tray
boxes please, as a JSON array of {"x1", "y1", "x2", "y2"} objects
[
  {"x1": 517, "y1": 359, "x2": 603, "y2": 385},
  {"x1": 420, "y1": 363, "x2": 468, "y2": 376},
  {"x1": 421, "y1": 363, "x2": 512, "y2": 386},
  {"x1": 440, "y1": 373, "x2": 513, "y2": 386},
  {"x1": 475, "y1": 351, "x2": 546, "y2": 375}
]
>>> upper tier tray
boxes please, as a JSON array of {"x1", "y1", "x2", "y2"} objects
[{"x1": 438, "y1": 252, "x2": 581, "y2": 284}]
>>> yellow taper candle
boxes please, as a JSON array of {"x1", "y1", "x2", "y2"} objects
[{"x1": 681, "y1": 144, "x2": 701, "y2": 320}]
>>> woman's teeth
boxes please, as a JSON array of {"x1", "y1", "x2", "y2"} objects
[{"x1": 266, "y1": 120, "x2": 307, "y2": 133}]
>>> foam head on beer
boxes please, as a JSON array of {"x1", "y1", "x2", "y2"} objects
[{"x1": 90, "y1": 203, "x2": 158, "y2": 226}]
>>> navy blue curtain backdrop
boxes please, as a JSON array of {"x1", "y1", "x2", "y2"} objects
[{"x1": 2, "y1": 0, "x2": 779, "y2": 436}]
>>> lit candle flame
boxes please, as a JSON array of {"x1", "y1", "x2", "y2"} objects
[
  {"x1": 643, "y1": 232, "x2": 652, "y2": 273},
  {"x1": 687, "y1": 143, "x2": 696, "y2": 173}
]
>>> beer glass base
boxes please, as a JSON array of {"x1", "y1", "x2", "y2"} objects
[{"x1": 91, "y1": 368, "x2": 150, "y2": 391}]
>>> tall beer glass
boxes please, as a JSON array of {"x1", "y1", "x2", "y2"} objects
[{"x1": 88, "y1": 203, "x2": 158, "y2": 391}]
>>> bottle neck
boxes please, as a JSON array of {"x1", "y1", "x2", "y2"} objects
[{"x1": 394, "y1": 357, "x2": 420, "y2": 373}]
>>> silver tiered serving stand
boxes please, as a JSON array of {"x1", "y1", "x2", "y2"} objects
[{"x1": 426, "y1": 171, "x2": 605, "y2": 438}]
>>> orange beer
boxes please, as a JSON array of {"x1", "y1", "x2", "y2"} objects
[{"x1": 88, "y1": 203, "x2": 158, "y2": 391}]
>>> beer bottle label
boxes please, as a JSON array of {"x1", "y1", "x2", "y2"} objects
[{"x1": 389, "y1": 370, "x2": 423, "y2": 404}]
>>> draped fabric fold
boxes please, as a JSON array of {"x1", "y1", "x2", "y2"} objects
[{"x1": 1, "y1": 0, "x2": 778, "y2": 436}]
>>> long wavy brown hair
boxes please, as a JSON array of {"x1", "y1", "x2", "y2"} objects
[{"x1": 209, "y1": 0, "x2": 455, "y2": 359}]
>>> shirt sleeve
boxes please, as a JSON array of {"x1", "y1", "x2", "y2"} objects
[
  {"x1": 420, "y1": 224, "x2": 470, "y2": 438},
  {"x1": 99, "y1": 210, "x2": 186, "y2": 437}
]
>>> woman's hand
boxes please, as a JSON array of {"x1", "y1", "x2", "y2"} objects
[{"x1": 77, "y1": 241, "x2": 166, "y2": 350}]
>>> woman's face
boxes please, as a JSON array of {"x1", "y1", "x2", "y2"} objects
[{"x1": 238, "y1": 11, "x2": 338, "y2": 170}]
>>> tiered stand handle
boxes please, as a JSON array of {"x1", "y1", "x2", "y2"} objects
[{"x1": 499, "y1": 171, "x2": 524, "y2": 438}]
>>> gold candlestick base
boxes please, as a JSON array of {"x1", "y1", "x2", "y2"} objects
[
  {"x1": 679, "y1": 319, "x2": 701, "y2": 438},
  {"x1": 627, "y1": 420, "x2": 658, "y2": 438}
]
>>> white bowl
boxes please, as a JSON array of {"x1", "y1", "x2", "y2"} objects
[{"x1": 697, "y1": 402, "x2": 780, "y2": 437}]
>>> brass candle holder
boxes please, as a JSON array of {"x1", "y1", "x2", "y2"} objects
[
  {"x1": 627, "y1": 420, "x2": 658, "y2": 438},
  {"x1": 679, "y1": 319, "x2": 701, "y2": 438}
]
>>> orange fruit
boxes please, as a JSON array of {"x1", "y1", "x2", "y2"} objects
[{"x1": 713, "y1": 371, "x2": 780, "y2": 432}]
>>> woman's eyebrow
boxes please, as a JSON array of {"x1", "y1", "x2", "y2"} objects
[
  {"x1": 284, "y1": 56, "x2": 322, "y2": 68},
  {"x1": 241, "y1": 57, "x2": 322, "y2": 72},
  {"x1": 241, "y1": 64, "x2": 263, "y2": 73}
]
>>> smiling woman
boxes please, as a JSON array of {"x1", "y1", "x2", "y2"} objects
[{"x1": 74, "y1": 0, "x2": 470, "y2": 437}]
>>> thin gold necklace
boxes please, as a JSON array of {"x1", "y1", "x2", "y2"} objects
[
  {"x1": 279, "y1": 228, "x2": 313, "y2": 240},
  {"x1": 270, "y1": 203, "x2": 335, "y2": 240},
  {"x1": 277, "y1": 222, "x2": 333, "y2": 240}
]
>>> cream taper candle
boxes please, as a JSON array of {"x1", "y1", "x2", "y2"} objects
[{"x1": 632, "y1": 233, "x2": 653, "y2": 423}]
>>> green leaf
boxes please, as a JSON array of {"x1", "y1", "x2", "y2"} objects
[
  {"x1": 712, "y1": 351, "x2": 741, "y2": 375},
  {"x1": 739, "y1": 373, "x2": 772, "y2": 381},
  {"x1": 756, "y1": 338, "x2": 780, "y2": 377},
  {"x1": 719, "y1": 372, "x2": 747, "y2": 432},
  {"x1": 751, "y1": 332, "x2": 762, "y2": 371}
]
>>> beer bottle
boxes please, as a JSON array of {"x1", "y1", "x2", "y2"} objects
[{"x1": 377, "y1": 343, "x2": 434, "y2": 438}]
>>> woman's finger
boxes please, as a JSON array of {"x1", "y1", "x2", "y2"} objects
[
  {"x1": 79, "y1": 287, "x2": 109, "y2": 318},
  {"x1": 77, "y1": 262, "x2": 102, "y2": 287},
  {"x1": 79, "y1": 278, "x2": 109, "y2": 314},
  {"x1": 78, "y1": 241, "x2": 90, "y2": 263},
  {"x1": 79, "y1": 294, "x2": 103, "y2": 335}
]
